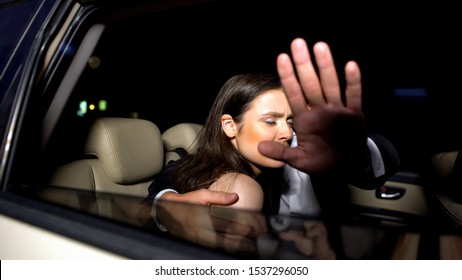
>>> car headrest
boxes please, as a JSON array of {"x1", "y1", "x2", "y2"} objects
[
  {"x1": 85, "y1": 117, "x2": 164, "y2": 184},
  {"x1": 162, "y1": 122, "x2": 202, "y2": 164}
]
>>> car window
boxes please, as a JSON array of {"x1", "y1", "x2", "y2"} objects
[
  {"x1": 0, "y1": 0, "x2": 57, "y2": 101},
  {"x1": 2, "y1": 0, "x2": 462, "y2": 263},
  {"x1": 0, "y1": 0, "x2": 40, "y2": 79}
]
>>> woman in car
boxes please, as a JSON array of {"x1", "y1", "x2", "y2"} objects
[
  {"x1": 152, "y1": 72, "x2": 292, "y2": 213},
  {"x1": 142, "y1": 38, "x2": 400, "y2": 259},
  {"x1": 146, "y1": 39, "x2": 399, "y2": 217}
]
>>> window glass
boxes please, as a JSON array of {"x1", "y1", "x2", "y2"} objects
[{"x1": 5, "y1": 0, "x2": 462, "y2": 261}]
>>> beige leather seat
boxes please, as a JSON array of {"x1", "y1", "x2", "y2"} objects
[
  {"x1": 430, "y1": 150, "x2": 462, "y2": 259},
  {"x1": 135, "y1": 122, "x2": 203, "y2": 226},
  {"x1": 432, "y1": 150, "x2": 462, "y2": 227},
  {"x1": 47, "y1": 117, "x2": 164, "y2": 217},
  {"x1": 161, "y1": 122, "x2": 202, "y2": 164}
]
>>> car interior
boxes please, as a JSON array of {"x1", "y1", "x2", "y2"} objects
[{"x1": 4, "y1": 0, "x2": 462, "y2": 259}]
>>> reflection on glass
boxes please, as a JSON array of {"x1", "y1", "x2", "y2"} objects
[{"x1": 22, "y1": 184, "x2": 460, "y2": 260}]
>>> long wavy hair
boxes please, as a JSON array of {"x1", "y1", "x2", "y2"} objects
[{"x1": 172, "y1": 73, "x2": 282, "y2": 194}]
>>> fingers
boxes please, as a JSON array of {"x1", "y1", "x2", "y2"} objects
[
  {"x1": 290, "y1": 39, "x2": 325, "y2": 106},
  {"x1": 163, "y1": 189, "x2": 238, "y2": 206},
  {"x1": 258, "y1": 140, "x2": 299, "y2": 164},
  {"x1": 285, "y1": 39, "x2": 343, "y2": 107},
  {"x1": 277, "y1": 53, "x2": 307, "y2": 116},
  {"x1": 280, "y1": 38, "x2": 357, "y2": 109},
  {"x1": 344, "y1": 60, "x2": 362, "y2": 114},
  {"x1": 290, "y1": 38, "x2": 325, "y2": 106},
  {"x1": 198, "y1": 189, "x2": 239, "y2": 206},
  {"x1": 312, "y1": 42, "x2": 342, "y2": 106}
]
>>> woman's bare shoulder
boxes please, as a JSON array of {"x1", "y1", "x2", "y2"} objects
[{"x1": 209, "y1": 173, "x2": 264, "y2": 211}]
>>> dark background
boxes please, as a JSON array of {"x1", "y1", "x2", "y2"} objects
[{"x1": 70, "y1": 0, "x2": 462, "y2": 173}]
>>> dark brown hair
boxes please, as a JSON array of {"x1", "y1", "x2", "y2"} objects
[{"x1": 172, "y1": 73, "x2": 282, "y2": 193}]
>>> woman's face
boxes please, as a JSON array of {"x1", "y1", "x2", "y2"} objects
[{"x1": 231, "y1": 89, "x2": 293, "y2": 173}]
